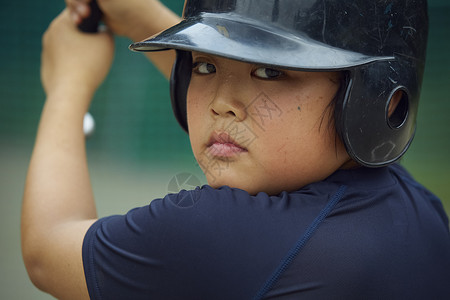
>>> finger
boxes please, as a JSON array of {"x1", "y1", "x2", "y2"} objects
[
  {"x1": 75, "y1": 2, "x2": 90, "y2": 18},
  {"x1": 65, "y1": 0, "x2": 88, "y2": 14},
  {"x1": 70, "y1": 11, "x2": 81, "y2": 24},
  {"x1": 66, "y1": 0, "x2": 91, "y2": 23}
]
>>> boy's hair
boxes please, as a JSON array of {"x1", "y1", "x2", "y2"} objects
[{"x1": 130, "y1": 0, "x2": 429, "y2": 167}]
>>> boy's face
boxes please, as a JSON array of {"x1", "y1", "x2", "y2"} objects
[{"x1": 187, "y1": 52, "x2": 352, "y2": 195}]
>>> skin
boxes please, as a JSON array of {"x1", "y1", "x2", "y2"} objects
[{"x1": 188, "y1": 52, "x2": 353, "y2": 195}]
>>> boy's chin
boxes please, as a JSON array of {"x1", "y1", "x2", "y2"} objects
[
  {"x1": 207, "y1": 175, "x2": 252, "y2": 194},
  {"x1": 206, "y1": 175, "x2": 283, "y2": 196}
]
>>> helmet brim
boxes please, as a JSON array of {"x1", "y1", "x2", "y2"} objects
[{"x1": 130, "y1": 13, "x2": 393, "y2": 70}]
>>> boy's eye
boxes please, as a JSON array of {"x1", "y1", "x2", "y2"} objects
[
  {"x1": 253, "y1": 67, "x2": 284, "y2": 79},
  {"x1": 192, "y1": 62, "x2": 216, "y2": 74}
]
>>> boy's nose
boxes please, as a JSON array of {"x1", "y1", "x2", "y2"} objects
[
  {"x1": 209, "y1": 76, "x2": 248, "y2": 122},
  {"x1": 210, "y1": 97, "x2": 247, "y2": 121}
]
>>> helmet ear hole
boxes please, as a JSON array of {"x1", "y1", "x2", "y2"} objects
[{"x1": 387, "y1": 88, "x2": 409, "y2": 129}]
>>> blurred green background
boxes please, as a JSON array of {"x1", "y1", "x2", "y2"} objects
[{"x1": 0, "y1": 0, "x2": 449, "y2": 299}]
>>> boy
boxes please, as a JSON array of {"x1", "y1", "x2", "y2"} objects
[{"x1": 22, "y1": 0, "x2": 450, "y2": 299}]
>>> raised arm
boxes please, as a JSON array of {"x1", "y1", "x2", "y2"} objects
[
  {"x1": 21, "y1": 9, "x2": 114, "y2": 299},
  {"x1": 66, "y1": 0, "x2": 181, "y2": 78}
]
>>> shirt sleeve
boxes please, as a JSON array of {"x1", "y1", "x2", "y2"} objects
[{"x1": 82, "y1": 186, "x2": 330, "y2": 300}]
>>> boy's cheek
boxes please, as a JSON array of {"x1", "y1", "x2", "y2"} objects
[{"x1": 244, "y1": 92, "x2": 283, "y2": 131}]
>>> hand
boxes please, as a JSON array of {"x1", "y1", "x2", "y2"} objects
[
  {"x1": 65, "y1": 0, "x2": 179, "y2": 78},
  {"x1": 65, "y1": 0, "x2": 179, "y2": 41},
  {"x1": 66, "y1": 0, "x2": 155, "y2": 38},
  {"x1": 41, "y1": 9, "x2": 114, "y2": 99}
]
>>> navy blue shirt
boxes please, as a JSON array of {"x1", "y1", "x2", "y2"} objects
[{"x1": 83, "y1": 164, "x2": 450, "y2": 299}]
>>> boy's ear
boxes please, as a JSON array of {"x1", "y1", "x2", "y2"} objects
[
  {"x1": 388, "y1": 89, "x2": 403, "y2": 117},
  {"x1": 387, "y1": 88, "x2": 409, "y2": 129}
]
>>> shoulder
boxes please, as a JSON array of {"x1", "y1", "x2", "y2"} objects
[
  {"x1": 82, "y1": 185, "x2": 342, "y2": 299},
  {"x1": 387, "y1": 164, "x2": 448, "y2": 218},
  {"x1": 327, "y1": 164, "x2": 448, "y2": 224},
  {"x1": 388, "y1": 163, "x2": 440, "y2": 200},
  {"x1": 84, "y1": 183, "x2": 349, "y2": 248},
  {"x1": 325, "y1": 163, "x2": 440, "y2": 203}
]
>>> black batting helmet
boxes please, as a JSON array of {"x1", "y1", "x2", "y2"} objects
[{"x1": 130, "y1": 0, "x2": 428, "y2": 167}]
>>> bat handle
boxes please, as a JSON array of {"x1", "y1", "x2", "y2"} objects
[
  {"x1": 77, "y1": 1, "x2": 103, "y2": 137},
  {"x1": 77, "y1": 0, "x2": 103, "y2": 33}
]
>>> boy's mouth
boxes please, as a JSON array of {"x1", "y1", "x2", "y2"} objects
[{"x1": 206, "y1": 132, "x2": 248, "y2": 158}]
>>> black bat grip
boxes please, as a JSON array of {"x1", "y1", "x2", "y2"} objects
[{"x1": 77, "y1": 0, "x2": 102, "y2": 33}]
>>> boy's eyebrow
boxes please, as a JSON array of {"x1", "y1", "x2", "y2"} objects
[
  {"x1": 191, "y1": 52, "x2": 216, "y2": 62},
  {"x1": 191, "y1": 51, "x2": 211, "y2": 58}
]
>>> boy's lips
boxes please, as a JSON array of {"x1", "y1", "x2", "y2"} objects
[{"x1": 206, "y1": 132, "x2": 248, "y2": 158}]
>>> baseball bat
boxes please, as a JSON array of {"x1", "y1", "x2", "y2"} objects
[
  {"x1": 78, "y1": 0, "x2": 102, "y2": 33},
  {"x1": 78, "y1": 0, "x2": 103, "y2": 137}
]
